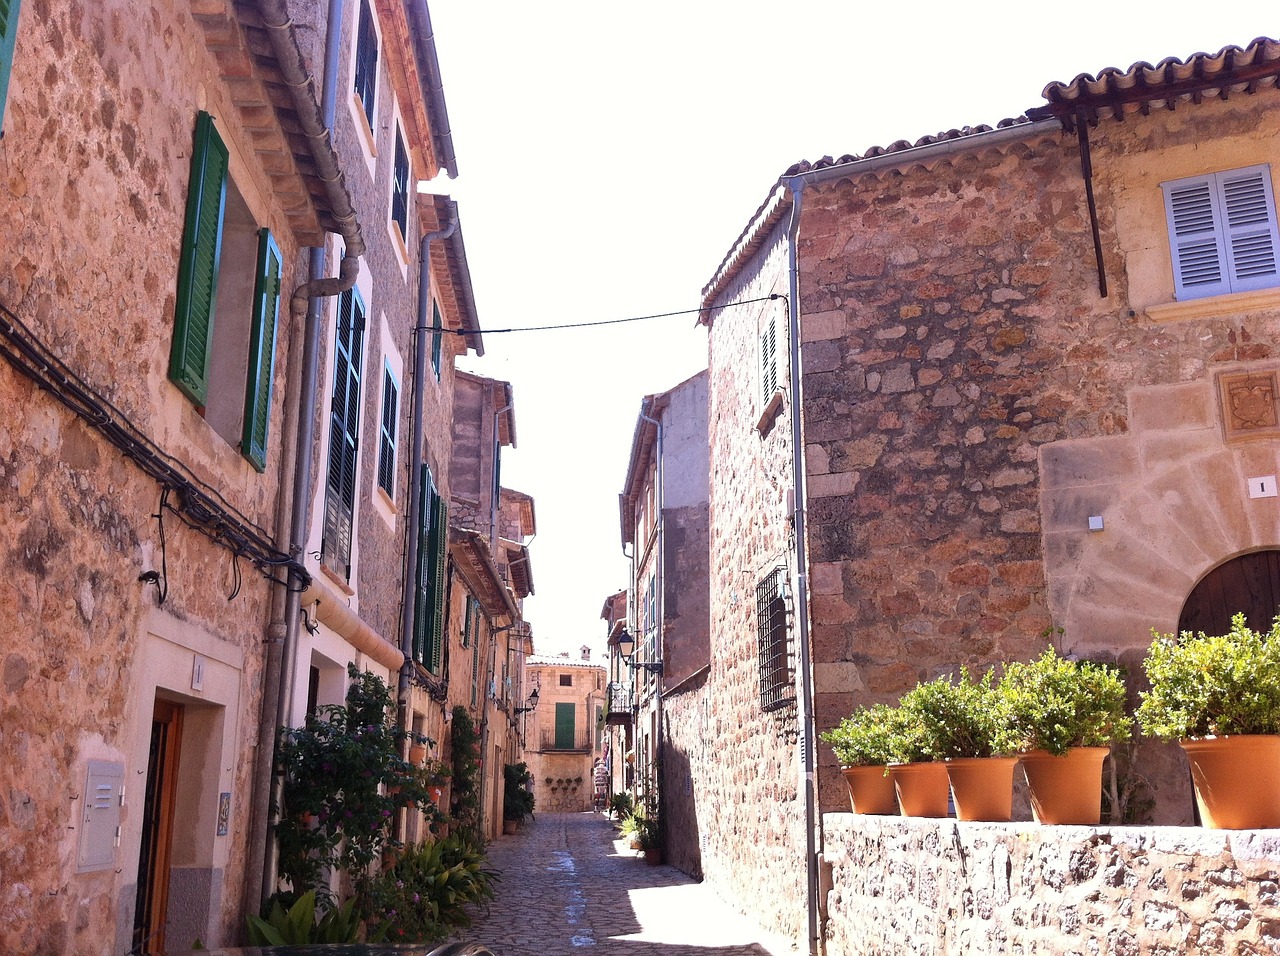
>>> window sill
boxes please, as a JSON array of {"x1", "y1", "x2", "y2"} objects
[
  {"x1": 756, "y1": 390, "x2": 784, "y2": 435},
  {"x1": 321, "y1": 562, "x2": 355, "y2": 596},
  {"x1": 1145, "y1": 287, "x2": 1280, "y2": 323}
]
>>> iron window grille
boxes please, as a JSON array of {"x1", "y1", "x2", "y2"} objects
[{"x1": 756, "y1": 566, "x2": 795, "y2": 713}]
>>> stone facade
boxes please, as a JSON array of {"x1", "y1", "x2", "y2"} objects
[
  {"x1": 523, "y1": 656, "x2": 606, "y2": 814},
  {"x1": 698, "y1": 34, "x2": 1280, "y2": 946},
  {"x1": 824, "y1": 815, "x2": 1280, "y2": 955}
]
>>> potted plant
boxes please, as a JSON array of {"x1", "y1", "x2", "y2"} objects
[
  {"x1": 899, "y1": 669, "x2": 1020, "y2": 821},
  {"x1": 820, "y1": 703, "x2": 898, "y2": 815},
  {"x1": 636, "y1": 813, "x2": 663, "y2": 865},
  {"x1": 502, "y1": 762, "x2": 535, "y2": 834},
  {"x1": 1137, "y1": 613, "x2": 1280, "y2": 828},
  {"x1": 1000, "y1": 647, "x2": 1131, "y2": 824}
]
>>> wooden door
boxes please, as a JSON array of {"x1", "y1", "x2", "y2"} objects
[
  {"x1": 1178, "y1": 550, "x2": 1280, "y2": 637},
  {"x1": 132, "y1": 699, "x2": 182, "y2": 955}
]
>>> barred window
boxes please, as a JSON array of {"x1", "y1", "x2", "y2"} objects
[{"x1": 756, "y1": 567, "x2": 795, "y2": 712}]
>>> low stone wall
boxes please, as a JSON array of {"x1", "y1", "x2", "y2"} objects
[{"x1": 823, "y1": 814, "x2": 1280, "y2": 955}]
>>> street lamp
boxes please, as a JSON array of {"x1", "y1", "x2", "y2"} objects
[
  {"x1": 514, "y1": 687, "x2": 539, "y2": 714},
  {"x1": 616, "y1": 629, "x2": 663, "y2": 675}
]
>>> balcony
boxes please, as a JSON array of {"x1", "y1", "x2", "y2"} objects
[
  {"x1": 539, "y1": 730, "x2": 593, "y2": 753},
  {"x1": 605, "y1": 681, "x2": 632, "y2": 727}
]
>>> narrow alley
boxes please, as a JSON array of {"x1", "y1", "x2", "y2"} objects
[{"x1": 451, "y1": 814, "x2": 800, "y2": 956}]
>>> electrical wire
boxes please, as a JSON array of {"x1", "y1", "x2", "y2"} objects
[{"x1": 434, "y1": 293, "x2": 785, "y2": 336}]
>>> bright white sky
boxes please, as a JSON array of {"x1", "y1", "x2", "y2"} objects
[{"x1": 429, "y1": 1, "x2": 1274, "y2": 657}]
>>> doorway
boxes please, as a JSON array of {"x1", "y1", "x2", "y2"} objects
[
  {"x1": 132, "y1": 699, "x2": 183, "y2": 955},
  {"x1": 1178, "y1": 549, "x2": 1280, "y2": 637}
]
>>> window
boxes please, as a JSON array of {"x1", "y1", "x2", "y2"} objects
[
  {"x1": 412, "y1": 468, "x2": 448, "y2": 672},
  {"x1": 430, "y1": 300, "x2": 444, "y2": 380},
  {"x1": 391, "y1": 123, "x2": 410, "y2": 244},
  {"x1": 760, "y1": 313, "x2": 780, "y2": 403},
  {"x1": 756, "y1": 566, "x2": 795, "y2": 713},
  {"x1": 470, "y1": 624, "x2": 481, "y2": 706},
  {"x1": 352, "y1": 0, "x2": 378, "y2": 130},
  {"x1": 461, "y1": 595, "x2": 475, "y2": 648},
  {"x1": 377, "y1": 363, "x2": 398, "y2": 500},
  {"x1": 0, "y1": 0, "x2": 21, "y2": 132},
  {"x1": 559, "y1": 673, "x2": 572, "y2": 687},
  {"x1": 170, "y1": 111, "x2": 283, "y2": 470},
  {"x1": 322, "y1": 286, "x2": 366, "y2": 578},
  {"x1": 554, "y1": 702, "x2": 576, "y2": 750},
  {"x1": 1163, "y1": 165, "x2": 1280, "y2": 301}
]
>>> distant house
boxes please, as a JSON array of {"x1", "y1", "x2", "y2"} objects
[
  {"x1": 696, "y1": 35, "x2": 1280, "y2": 947},
  {"x1": 523, "y1": 652, "x2": 606, "y2": 813}
]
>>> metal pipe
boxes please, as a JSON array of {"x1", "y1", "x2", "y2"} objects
[
  {"x1": 399, "y1": 215, "x2": 458, "y2": 700},
  {"x1": 256, "y1": 0, "x2": 363, "y2": 905},
  {"x1": 784, "y1": 181, "x2": 822, "y2": 956}
]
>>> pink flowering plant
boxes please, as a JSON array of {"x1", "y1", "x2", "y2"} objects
[{"x1": 274, "y1": 665, "x2": 447, "y2": 908}]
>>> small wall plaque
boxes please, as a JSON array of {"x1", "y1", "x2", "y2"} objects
[
  {"x1": 1218, "y1": 370, "x2": 1280, "y2": 442},
  {"x1": 217, "y1": 792, "x2": 231, "y2": 836}
]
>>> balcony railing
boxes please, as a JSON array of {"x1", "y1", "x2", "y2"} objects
[{"x1": 539, "y1": 730, "x2": 593, "y2": 752}]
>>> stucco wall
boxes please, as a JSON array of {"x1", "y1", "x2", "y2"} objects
[{"x1": 824, "y1": 814, "x2": 1280, "y2": 955}]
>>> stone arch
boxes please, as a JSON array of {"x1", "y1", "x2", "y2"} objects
[{"x1": 1047, "y1": 436, "x2": 1280, "y2": 665}]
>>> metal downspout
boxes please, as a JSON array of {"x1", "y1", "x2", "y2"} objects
[
  {"x1": 784, "y1": 181, "x2": 822, "y2": 956},
  {"x1": 639, "y1": 408, "x2": 664, "y2": 819},
  {"x1": 399, "y1": 216, "x2": 458, "y2": 699},
  {"x1": 255, "y1": 0, "x2": 366, "y2": 905}
]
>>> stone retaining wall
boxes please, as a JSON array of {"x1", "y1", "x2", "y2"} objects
[{"x1": 823, "y1": 814, "x2": 1280, "y2": 955}]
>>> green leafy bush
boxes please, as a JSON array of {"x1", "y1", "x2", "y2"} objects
[
  {"x1": 896, "y1": 669, "x2": 1018, "y2": 760},
  {"x1": 503, "y1": 762, "x2": 535, "y2": 822},
  {"x1": 1001, "y1": 648, "x2": 1130, "y2": 756},
  {"x1": 274, "y1": 665, "x2": 447, "y2": 900},
  {"x1": 366, "y1": 834, "x2": 497, "y2": 944},
  {"x1": 819, "y1": 703, "x2": 900, "y2": 767},
  {"x1": 608, "y1": 791, "x2": 635, "y2": 819},
  {"x1": 1138, "y1": 613, "x2": 1280, "y2": 739},
  {"x1": 449, "y1": 706, "x2": 482, "y2": 842},
  {"x1": 245, "y1": 890, "x2": 359, "y2": 945}
]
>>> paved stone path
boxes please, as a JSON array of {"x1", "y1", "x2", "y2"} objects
[{"x1": 452, "y1": 812, "x2": 801, "y2": 956}]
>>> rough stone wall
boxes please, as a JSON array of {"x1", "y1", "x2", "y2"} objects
[
  {"x1": 0, "y1": 0, "x2": 300, "y2": 951},
  {"x1": 661, "y1": 503, "x2": 710, "y2": 684},
  {"x1": 703, "y1": 215, "x2": 809, "y2": 941},
  {"x1": 824, "y1": 815, "x2": 1280, "y2": 955},
  {"x1": 801, "y1": 89, "x2": 1280, "y2": 822},
  {"x1": 660, "y1": 675, "x2": 709, "y2": 879}
]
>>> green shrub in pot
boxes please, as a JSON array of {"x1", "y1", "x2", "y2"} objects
[
  {"x1": 895, "y1": 669, "x2": 1018, "y2": 760},
  {"x1": 1000, "y1": 647, "x2": 1130, "y2": 756},
  {"x1": 819, "y1": 703, "x2": 900, "y2": 768}
]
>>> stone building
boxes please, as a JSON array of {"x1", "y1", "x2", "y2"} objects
[
  {"x1": 0, "y1": 0, "x2": 507, "y2": 952},
  {"x1": 523, "y1": 652, "x2": 606, "y2": 814},
  {"x1": 696, "y1": 34, "x2": 1280, "y2": 950},
  {"x1": 599, "y1": 589, "x2": 632, "y2": 805},
  {"x1": 616, "y1": 370, "x2": 711, "y2": 875}
]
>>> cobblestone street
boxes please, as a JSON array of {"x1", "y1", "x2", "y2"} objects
[{"x1": 450, "y1": 813, "x2": 801, "y2": 956}]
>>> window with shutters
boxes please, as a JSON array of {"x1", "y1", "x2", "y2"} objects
[
  {"x1": 1162, "y1": 165, "x2": 1280, "y2": 301},
  {"x1": 412, "y1": 468, "x2": 448, "y2": 673},
  {"x1": 352, "y1": 0, "x2": 379, "y2": 135},
  {"x1": 554, "y1": 702, "x2": 576, "y2": 750},
  {"x1": 756, "y1": 310, "x2": 785, "y2": 431},
  {"x1": 0, "y1": 0, "x2": 21, "y2": 133},
  {"x1": 322, "y1": 286, "x2": 366, "y2": 579},
  {"x1": 170, "y1": 111, "x2": 283, "y2": 470},
  {"x1": 376, "y1": 363, "x2": 398, "y2": 501},
  {"x1": 430, "y1": 299, "x2": 444, "y2": 380},
  {"x1": 390, "y1": 122, "x2": 410, "y2": 249}
]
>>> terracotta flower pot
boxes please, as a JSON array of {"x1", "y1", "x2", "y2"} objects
[
  {"x1": 1020, "y1": 747, "x2": 1109, "y2": 825},
  {"x1": 945, "y1": 756, "x2": 1018, "y2": 822},
  {"x1": 1180, "y1": 735, "x2": 1280, "y2": 829},
  {"x1": 889, "y1": 762, "x2": 950, "y2": 817},
  {"x1": 841, "y1": 765, "x2": 898, "y2": 815}
]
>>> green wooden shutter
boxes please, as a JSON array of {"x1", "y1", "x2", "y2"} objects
[
  {"x1": 554, "y1": 702, "x2": 576, "y2": 750},
  {"x1": 170, "y1": 111, "x2": 229, "y2": 405},
  {"x1": 413, "y1": 470, "x2": 448, "y2": 672},
  {"x1": 322, "y1": 288, "x2": 365, "y2": 574},
  {"x1": 0, "y1": 0, "x2": 20, "y2": 132},
  {"x1": 241, "y1": 229, "x2": 282, "y2": 471}
]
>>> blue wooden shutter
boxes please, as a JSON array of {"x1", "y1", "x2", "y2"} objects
[
  {"x1": 1220, "y1": 166, "x2": 1280, "y2": 292},
  {"x1": 377, "y1": 365, "x2": 398, "y2": 498},
  {"x1": 322, "y1": 288, "x2": 365, "y2": 575},
  {"x1": 391, "y1": 127, "x2": 409, "y2": 242},
  {"x1": 0, "y1": 0, "x2": 20, "y2": 132},
  {"x1": 353, "y1": 0, "x2": 378, "y2": 128},
  {"x1": 241, "y1": 229, "x2": 282, "y2": 471},
  {"x1": 170, "y1": 111, "x2": 229, "y2": 404}
]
